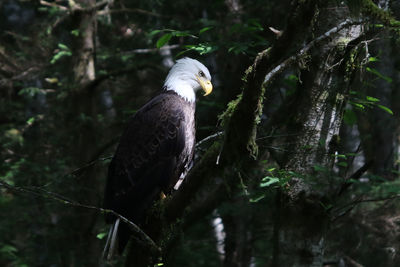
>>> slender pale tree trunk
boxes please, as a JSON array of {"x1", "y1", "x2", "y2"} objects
[{"x1": 67, "y1": 0, "x2": 103, "y2": 264}]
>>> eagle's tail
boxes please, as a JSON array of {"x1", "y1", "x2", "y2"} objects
[{"x1": 102, "y1": 218, "x2": 120, "y2": 260}]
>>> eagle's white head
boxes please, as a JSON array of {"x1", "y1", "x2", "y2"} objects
[{"x1": 164, "y1": 57, "x2": 212, "y2": 102}]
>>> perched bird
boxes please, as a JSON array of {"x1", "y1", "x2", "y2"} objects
[{"x1": 103, "y1": 57, "x2": 212, "y2": 257}]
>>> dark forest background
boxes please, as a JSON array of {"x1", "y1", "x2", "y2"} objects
[{"x1": 1, "y1": 0, "x2": 400, "y2": 266}]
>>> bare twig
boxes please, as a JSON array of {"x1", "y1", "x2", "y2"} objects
[
  {"x1": 40, "y1": 0, "x2": 163, "y2": 18},
  {"x1": 343, "y1": 255, "x2": 364, "y2": 267},
  {"x1": 70, "y1": 156, "x2": 113, "y2": 177},
  {"x1": 97, "y1": 8, "x2": 166, "y2": 18},
  {"x1": 337, "y1": 160, "x2": 374, "y2": 196},
  {"x1": 346, "y1": 194, "x2": 400, "y2": 206},
  {"x1": 40, "y1": 0, "x2": 68, "y2": 11},
  {"x1": 0, "y1": 181, "x2": 160, "y2": 254},
  {"x1": 333, "y1": 194, "x2": 400, "y2": 222},
  {"x1": 122, "y1": 44, "x2": 180, "y2": 55},
  {"x1": 196, "y1": 131, "x2": 224, "y2": 148}
]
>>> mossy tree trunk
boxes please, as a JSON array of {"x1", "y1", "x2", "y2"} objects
[{"x1": 272, "y1": 10, "x2": 365, "y2": 267}]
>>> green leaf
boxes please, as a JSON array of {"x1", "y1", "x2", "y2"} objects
[
  {"x1": 173, "y1": 31, "x2": 196, "y2": 38},
  {"x1": 199, "y1": 26, "x2": 213, "y2": 34},
  {"x1": 368, "y1": 57, "x2": 379, "y2": 62},
  {"x1": 18, "y1": 87, "x2": 42, "y2": 97},
  {"x1": 366, "y1": 67, "x2": 392, "y2": 83},
  {"x1": 51, "y1": 50, "x2": 72, "y2": 64},
  {"x1": 70, "y1": 29, "x2": 79, "y2": 37},
  {"x1": 0, "y1": 244, "x2": 17, "y2": 258},
  {"x1": 313, "y1": 165, "x2": 328, "y2": 172},
  {"x1": 181, "y1": 43, "x2": 218, "y2": 56},
  {"x1": 96, "y1": 232, "x2": 107, "y2": 239},
  {"x1": 337, "y1": 161, "x2": 348, "y2": 167},
  {"x1": 149, "y1": 29, "x2": 162, "y2": 36},
  {"x1": 319, "y1": 201, "x2": 333, "y2": 211},
  {"x1": 156, "y1": 33, "x2": 172, "y2": 48},
  {"x1": 38, "y1": 7, "x2": 48, "y2": 12},
  {"x1": 27, "y1": 117, "x2": 35, "y2": 125},
  {"x1": 377, "y1": 104, "x2": 393, "y2": 115},
  {"x1": 58, "y1": 43, "x2": 69, "y2": 50},
  {"x1": 249, "y1": 194, "x2": 266, "y2": 203},
  {"x1": 351, "y1": 102, "x2": 365, "y2": 110},
  {"x1": 366, "y1": 96, "x2": 380, "y2": 102},
  {"x1": 249, "y1": 19, "x2": 263, "y2": 30},
  {"x1": 260, "y1": 177, "x2": 279, "y2": 187}
]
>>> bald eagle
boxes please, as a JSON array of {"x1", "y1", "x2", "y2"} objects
[{"x1": 103, "y1": 58, "x2": 212, "y2": 256}]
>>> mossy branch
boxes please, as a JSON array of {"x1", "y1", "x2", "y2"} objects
[
  {"x1": 358, "y1": 0, "x2": 400, "y2": 27},
  {"x1": 219, "y1": 0, "x2": 321, "y2": 164}
]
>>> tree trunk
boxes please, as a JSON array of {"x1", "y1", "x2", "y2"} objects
[
  {"x1": 67, "y1": 0, "x2": 102, "y2": 264},
  {"x1": 274, "y1": 11, "x2": 364, "y2": 266},
  {"x1": 222, "y1": 198, "x2": 253, "y2": 267}
]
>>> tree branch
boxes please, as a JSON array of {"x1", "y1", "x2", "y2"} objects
[
  {"x1": 263, "y1": 19, "x2": 358, "y2": 86},
  {"x1": 332, "y1": 194, "x2": 400, "y2": 222},
  {"x1": 122, "y1": 45, "x2": 180, "y2": 55},
  {"x1": 336, "y1": 160, "x2": 374, "y2": 196},
  {"x1": 70, "y1": 156, "x2": 113, "y2": 177},
  {"x1": 97, "y1": 8, "x2": 166, "y2": 18},
  {"x1": 0, "y1": 181, "x2": 160, "y2": 254},
  {"x1": 220, "y1": 0, "x2": 323, "y2": 164},
  {"x1": 40, "y1": 0, "x2": 68, "y2": 11}
]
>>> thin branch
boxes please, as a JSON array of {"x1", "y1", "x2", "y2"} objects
[
  {"x1": 97, "y1": 8, "x2": 166, "y2": 18},
  {"x1": 333, "y1": 194, "x2": 400, "y2": 220},
  {"x1": 70, "y1": 156, "x2": 113, "y2": 177},
  {"x1": 0, "y1": 181, "x2": 160, "y2": 254},
  {"x1": 40, "y1": 0, "x2": 68, "y2": 11},
  {"x1": 343, "y1": 255, "x2": 364, "y2": 267},
  {"x1": 336, "y1": 160, "x2": 374, "y2": 196},
  {"x1": 122, "y1": 45, "x2": 180, "y2": 55},
  {"x1": 346, "y1": 194, "x2": 400, "y2": 206},
  {"x1": 83, "y1": 63, "x2": 158, "y2": 92},
  {"x1": 40, "y1": 0, "x2": 163, "y2": 18},
  {"x1": 196, "y1": 131, "x2": 224, "y2": 148}
]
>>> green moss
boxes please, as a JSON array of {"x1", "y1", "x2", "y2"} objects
[
  {"x1": 298, "y1": 53, "x2": 311, "y2": 70},
  {"x1": 218, "y1": 93, "x2": 242, "y2": 127},
  {"x1": 360, "y1": 0, "x2": 400, "y2": 28},
  {"x1": 247, "y1": 84, "x2": 266, "y2": 159},
  {"x1": 336, "y1": 37, "x2": 352, "y2": 51}
]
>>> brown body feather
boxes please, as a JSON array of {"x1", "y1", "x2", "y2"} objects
[{"x1": 103, "y1": 90, "x2": 195, "y2": 252}]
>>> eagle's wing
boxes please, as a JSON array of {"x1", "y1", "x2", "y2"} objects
[{"x1": 104, "y1": 93, "x2": 188, "y2": 224}]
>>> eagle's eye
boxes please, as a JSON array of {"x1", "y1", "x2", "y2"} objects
[{"x1": 198, "y1": 70, "x2": 205, "y2": 77}]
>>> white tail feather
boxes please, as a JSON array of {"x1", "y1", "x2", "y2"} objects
[{"x1": 102, "y1": 218, "x2": 120, "y2": 261}]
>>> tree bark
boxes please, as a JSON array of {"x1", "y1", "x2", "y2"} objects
[
  {"x1": 67, "y1": 0, "x2": 102, "y2": 265},
  {"x1": 273, "y1": 8, "x2": 365, "y2": 267}
]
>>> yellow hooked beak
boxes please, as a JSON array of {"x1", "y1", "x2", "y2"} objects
[{"x1": 196, "y1": 75, "x2": 213, "y2": 96}]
